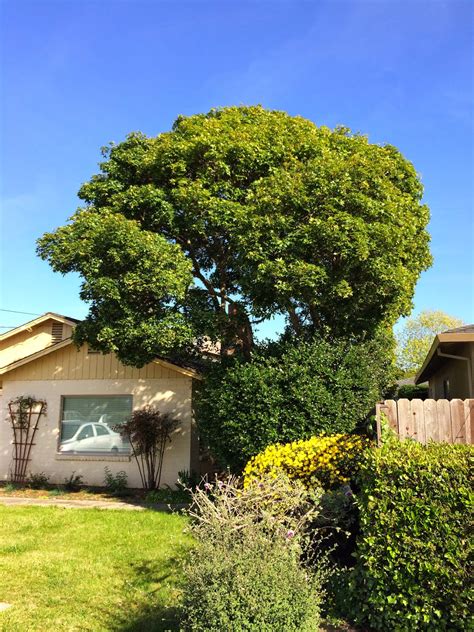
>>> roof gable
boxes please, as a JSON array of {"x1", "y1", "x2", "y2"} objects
[
  {"x1": 0, "y1": 338, "x2": 201, "y2": 380},
  {"x1": 0, "y1": 313, "x2": 80, "y2": 343}
]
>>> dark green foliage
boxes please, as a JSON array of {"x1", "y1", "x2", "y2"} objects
[
  {"x1": 37, "y1": 106, "x2": 432, "y2": 366},
  {"x1": 38, "y1": 211, "x2": 193, "y2": 367},
  {"x1": 26, "y1": 472, "x2": 50, "y2": 489},
  {"x1": 103, "y1": 467, "x2": 128, "y2": 494},
  {"x1": 396, "y1": 383, "x2": 429, "y2": 400},
  {"x1": 348, "y1": 441, "x2": 473, "y2": 631},
  {"x1": 197, "y1": 335, "x2": 395, "y2": 471},
  {"x1": 63, "y1": 472, "x2": 85, "y2": 491}
]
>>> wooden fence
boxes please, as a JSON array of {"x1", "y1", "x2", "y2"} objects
[{"x1": 375, "y1": 399, "x2": 474, "y2": 445}]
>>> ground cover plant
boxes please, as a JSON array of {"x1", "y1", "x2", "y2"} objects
[
  {"x1": 348, "y1": 440, "x2": 473, "y2": 631},
  {"x1": 0, "y1": 506, "x2": 191, "y2": 631}
]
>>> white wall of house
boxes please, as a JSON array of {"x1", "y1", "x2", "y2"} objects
[{"x1": 0, "y1": 377, "x2": 193, "y2": 488}]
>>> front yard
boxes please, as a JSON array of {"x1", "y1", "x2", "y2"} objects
[{"x1": 0, "y1": 506, "x2": 191, "y2": 631}]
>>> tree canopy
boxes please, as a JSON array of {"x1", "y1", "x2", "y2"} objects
[
  {"x1": 38, "y1": 106, "x2": 432, "y2": 366},
  {"x1": 396, "y1": 310, "x2": 464, "y2": 375}
]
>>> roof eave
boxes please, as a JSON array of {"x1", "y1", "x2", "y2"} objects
[
  {"x1": 415, "y1": 332, "x2": 474, "y2": 384},
  {"x1": 415, "y1": 335, "x2": 440, "y2": 384}
]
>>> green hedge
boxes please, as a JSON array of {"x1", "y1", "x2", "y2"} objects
[
  {"x1": 196, "y1": 334, "x2": 394, "y2": 471},
  {"x1": 348, "y1": 441, "x2": 473, "y2": 631},
  {"x1": 396, "y1": 384, "x2": 429, "y2": 400}
]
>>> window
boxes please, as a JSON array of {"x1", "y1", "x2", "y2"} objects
[{"x1": 59, "y1": 395, "x2": 132, "y2": 454}]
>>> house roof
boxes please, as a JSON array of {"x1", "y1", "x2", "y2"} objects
[
  {"x1": 0, "y1": 336, "x2": 202, "y2": 380},
  {"x1": 415, "y1": 325, "x2": 474, "y2": 384},
  {"x1": 0, "y1": 312, "x2": 80, "y2": 341}
]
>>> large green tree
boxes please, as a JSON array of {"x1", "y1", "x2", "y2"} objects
[{"x1": 38, "y1": 106, "x2": 432, "y2": 366}]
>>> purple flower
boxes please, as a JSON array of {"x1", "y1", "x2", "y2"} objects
[
  {"x1": 203, "y1": 482, "x2": 212, "y2": 491},
  {"x1": 286, "y1": 529, "x2": 295, "y2": 539}
]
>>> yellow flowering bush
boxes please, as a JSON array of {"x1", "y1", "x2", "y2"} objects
[{"x1": 244, "y1": 434, "x2": 369, "y2": 489}]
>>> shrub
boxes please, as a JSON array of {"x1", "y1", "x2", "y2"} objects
[
  {"x1": 177, "y1": 469, "x2": 200, "y2": 490},
  {"x1": 180, "y1": 475, "x2": 328, "y2": 631},
  {"x1": 348, "y1": 441, "x2": 473, "y2": 631},
  {"x1": 244, "y1": 434, "x2": 369, "y2": 490},
  {"x1": 26, "y1": 472, "x2": 50, "y2": 489},
  {"x1": 119, "y1": 406, "x2": 178, "y2": 489},
  {"x1": 103, "y1": 467, "x2": 128, "y2": 494},
  {"x1": 63, "y1": 472, "x2": 85, "y2": 491},
  {"x1": 197, "y1": 334, "x2": 394, "y2": 471},
  {"x1": 396, "y1": 384, "x2": 429, "y2": 400}
]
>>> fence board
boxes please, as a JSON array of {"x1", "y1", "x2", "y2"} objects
[
  {"x1": 411, "y1": 398, "x2": 426, "y2": 444},
  {"x1": 436, "y1": 399, "x2": 452, "y2": 442},
  {"x1": 465, "y1": 400, "x2": 474, "y2": 445},
  {"x1": 424, "y1": 399, "x2": 438, "y2": 442},
  {"x1": 397, "y1": 399, "x2": 413, "y2": 440},
  {"x1": 385, "y1": 400, "x2": 398, "y2": 432},
  {"x1": 451, "y1": 399, "x2": 465, "y2": 444},
  {"x1": 376, "y1": 398, "x2": 474, "y2": 445}
]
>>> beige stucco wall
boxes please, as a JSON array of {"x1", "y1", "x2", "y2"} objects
[
  {"x1": 0, "y1": 340, "x2": 195, "y2": 488},
  {"x1": 0, "y1": 320, "x2": 74, "y2": 369},
  {"x1": 428, "y1": 342, "x2": 474, "y2": 399}
]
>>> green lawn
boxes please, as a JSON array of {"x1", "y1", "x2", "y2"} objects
[{"x1": 0, "y1": 506, "x2": 192, "y2": 631}]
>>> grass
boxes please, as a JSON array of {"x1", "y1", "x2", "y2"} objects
[{"x1": 0, "y1": 506, "x2": 192, "y2": 631}]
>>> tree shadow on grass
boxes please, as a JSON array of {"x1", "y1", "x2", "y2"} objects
[{"x1": 113, "y1": 555, "x2": 187, "y2": 632}]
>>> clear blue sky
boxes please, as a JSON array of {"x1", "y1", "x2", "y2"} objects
[{"x1": 1, "y1": 0, "x2": 473, "y2": 337}]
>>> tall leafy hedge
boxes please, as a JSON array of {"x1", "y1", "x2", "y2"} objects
[
  {"x1": 196, "y1": 335, "x2": 394, "y2": 471},
  {"x1": 349, "y1": 441, "x2": 473, "y2": 631}
]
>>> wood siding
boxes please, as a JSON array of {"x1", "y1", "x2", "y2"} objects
[{"x1": 5, "y1": 343, "x2": 187, "y2": 381}]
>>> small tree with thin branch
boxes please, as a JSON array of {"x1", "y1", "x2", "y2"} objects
[{"x1": 119, "y1": 406, "x2": 179, "y2": 490}]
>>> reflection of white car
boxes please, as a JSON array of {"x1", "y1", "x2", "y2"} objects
[{"x1": 59, "y1": 422, "x2": 130, "y2": 453}]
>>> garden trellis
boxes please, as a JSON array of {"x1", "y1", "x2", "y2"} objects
[{"x1": 8, "y1": 396, "x2": 47, "y2": 483}]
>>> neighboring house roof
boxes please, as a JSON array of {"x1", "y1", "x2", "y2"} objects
[
  {"x1": 0, "y1": 335, "x2": 202, "y2": 380},
  {"x1": 397, "y1": 377, "x2": 416, "y2": 386},
  {"x1": 415, "y1": 325, "x2": 474, "y2": 384},
  {"x1": 0, "y1": 312, "x2": 80, "y2": 342}
]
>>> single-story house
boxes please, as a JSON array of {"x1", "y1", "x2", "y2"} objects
[
  {"x1": 0, "y1": 312, "x2": 201, "y2": 488},
  {"x1": 415, "y1": 325, "x2": 474, "y2": 399}
]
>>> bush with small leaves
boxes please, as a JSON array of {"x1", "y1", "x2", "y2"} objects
[
  {"x1": 103, "y1": 467, "x2": 128, "y2": 494},
  {"x1": 180, "y1": 474, "x2": 329, "y2": 631},
  {"x1": 26, "y1": 472, "x2": 50, "y2": 489},
  {"x1": 63, "y1": 472, "x2": 85, "y2": 492}
]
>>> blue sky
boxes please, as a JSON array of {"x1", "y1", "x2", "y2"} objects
[{"x1": 1, "y1": 0, "x2": 473, "y2": 337}]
